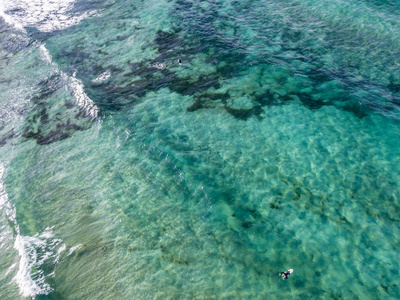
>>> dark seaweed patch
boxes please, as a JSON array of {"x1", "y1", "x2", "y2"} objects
[
  {"x1": 34, "y1": 75, "x2": 61, "y2": 101},
  {"x1": 0, "y1": 129, "x2": 15, "y2": 146},
  {"x1": 37, "y1": 131, "x2": 71, "y2": 145},
  {"x1": 187, "y1": 92, "x2": 230, "y2": 112},
  {"x1": 256, "y1": 90, "x2": 299, "y2": 108},
  {"x1": 241, "y1": 220, "x2": 253, "y2": 228},
  {"x1": 22, "y1": 74, "x2": 93, "y2": 145},
  {"x1": 225, "y1": 105, "x2": 263, "y2": 121},
  {"x1": 171, "y1": 74, "x2": 221, "y2": 96},
  {"x1": 342, "y1": 104, "x2": 368, "y2": 119},
  {"x1": 298, "y1": 93, "x2": 325, "y2": 110},
  {"x1": 146, "y1": 23, "x2": 373, "y2": 120},
  {"x1": 270, "y1": 203, "x2": 280, "y2": 209},
  {"x1": 41, "y1": 0, "x2": 400, "y2": 121},
  {"x1": 187, "y1": 99, "x2": 205, "y2": 112},
  {"x1": 40, "y1": 108, "x2": 49, "y2": 124},
  {"x1": 22, "y1": 120, "x2": 85, "y2": 145},
  {"x1": 155, "y1": 30, "x2": 182, "y2": 54},
  {"x1": 387, "y1": 83, "x2": 400, "y2": 93}
]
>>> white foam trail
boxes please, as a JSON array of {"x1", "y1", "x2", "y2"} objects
[
  {"x1": 68, "y1": 73, "x2": 99, "y2": 118},
  {"x1": 0, "y1": 0, "x2": 97, "y2": 32},
  {"x1": 0, "y1": 165, "x2": 17, "y2": 228},
  {"x1": 0, "y1": 4, "x2": 25, "y2": 32},
  {"x1": 67, "y1": 243, "x2": 82, "y2": 256},
  {"x1": 39, "y1": 44, "x2": 99, "y2": 118},
  {"x1": 12, "y1": 227, "x2": 64, "y2": 297},
  {"x1": 92, "y1": 71, "x2": 111, "y2": 84},
  {"x1": 13, "y1": 233, "x2": 54, "y2": 297},
  {"x1": 1, "y1": 164, "x2": 66, "y2": 298},
  {"x1": 39, "y1": 44, "x2": 53, "y2": 65},
  {"x1": 151, "y1": 62, "x2": 167, "y2": 70},
  {"x1": 5, "y1": 263, "x2": 17, "y2": 276},
  {"x1": 54, "y1": 244, "x2": 66, "y2": 264}
]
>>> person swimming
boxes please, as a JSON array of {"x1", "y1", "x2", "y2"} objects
[
  {"x1": 178, "y1": 59, "x2": 182, "y2": 65},
  {"x1": 279, "y1": 269, "x2": 293, "y2": 280}
]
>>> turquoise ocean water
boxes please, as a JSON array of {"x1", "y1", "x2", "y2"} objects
[{"x1": 1, "y1": 0, "x2": 400, "y2": 298}]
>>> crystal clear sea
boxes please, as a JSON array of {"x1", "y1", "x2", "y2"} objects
[{"x1": 1, "y1": 0, "x2": 400, "y2": 299}]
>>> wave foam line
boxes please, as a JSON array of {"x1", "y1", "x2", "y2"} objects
[
  {"x1": 12, "y1": 228, "x2": 66, "y2": 297},
  {"x1": 13, "y1": 232, "x2": 55, "y2": 297},
  {"x1": 0, "y1": 165, "x2": 16, "y2": 224},
  {"x1": 0, "y1": 0, "x2": 98, "y2": 33},
  {"x1": 0, "y1": 4, "x2": 25, "y2": 32},
  {"x1": 39, "y1": 44, "x2": 53, "y2": 65},
  {"x1": 39, "y1": 44, "x2": 99, "y2": 118},
  {"x1": 68, "y1": 73, "x2": 99, "y2": 118},
  {"x1": 1, "y1": 164, "x2": 67, "y2": 298},
  {"x1": 92, "y1": 71, "x2": 111, "y2": 84}
]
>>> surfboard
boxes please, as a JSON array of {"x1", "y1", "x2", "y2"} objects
[{"x1": 280, "y1": 269, "x2": 293, "y2": 280}]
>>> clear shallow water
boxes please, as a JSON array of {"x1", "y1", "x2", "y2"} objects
[{"x1": 1, "y1": 0, "x2": 400, "y2": 299}]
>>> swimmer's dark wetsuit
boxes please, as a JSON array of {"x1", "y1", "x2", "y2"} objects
[{"x1": 280, "y1": 271, "x2": 291, "y2": 279}]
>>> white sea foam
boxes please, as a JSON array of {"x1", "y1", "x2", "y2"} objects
[
  {"x1": 54, "y1": 243, "x2": 66, "y2": 264},
  {"x1": 68, "y1": 73, "x2": 99, "y2": 118},
  {"x1": 67, "y1": 243, "x2": 82, "y2": 256},
  {"x1": 0, "y1": 165, "x2": 17, "y2": 229},
  {"x1": 12, "y1": 226, "x2": 66, "y2": 297},
  {"x1": 92, "y1": 71, "x2": 111, "y2": 84},
  {"x1": 0, "y1": 0, "x2": 97, "y2": 32},
  {"x1": 39, "y1": 44, "x2": 99, "y2": 118},
  {"x1": 13, "y1": 233, "x2": 53, "y2": 297},
  {"x1": 1, "y1": 164, "x2": 66, "y2": 298},
  {"x1": 39, "y1": 44, "x2": 53, "y2": 65},
  {"x1": 151, "y1": 62, "x2": 167, "y2": 70},
  {"x1": 5, "y1": 263, "x2": 17, "y2": 276},
  {"x1": 0, "y1": 4, "x2": 25, "y2": 31}
]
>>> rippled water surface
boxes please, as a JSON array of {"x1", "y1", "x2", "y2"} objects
[{"x1": 1, "y1": 0, "x2": 400, "y2": 299}]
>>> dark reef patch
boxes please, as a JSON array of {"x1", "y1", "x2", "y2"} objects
[
  {"x1": 22, "y1": 74, "x2": 94, "y2": 145},
  {"x1": 0, "y1": 129, "x2": 16, "y2": 147},
  {"x1": 39, "y1": 0, "x2": 400, "y2": 121},
  {"x1": 106, "y1": 19, "x2": 387, "y2": 119},
  {"x1": 225, "y1": 105, "x2": 263, "y2": 121}
]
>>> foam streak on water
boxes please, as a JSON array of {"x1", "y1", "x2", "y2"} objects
[
  {"x1": 0, "y1": 0, "x2": 97, "y2": 32},
  {"x1": 0, "y1": 164, "x2": 66, "y2": 298},
  {"x1": 67, "y1": 73, "x2": 99, "y2": 118},
  {"x1": 39, "y1": 44, "x2": 99, "y2": 118},
  {"x1": 13, "y1": 230, "x2": 60, "y2": 297}
]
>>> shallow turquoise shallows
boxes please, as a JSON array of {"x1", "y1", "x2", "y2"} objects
[{"x1": 1, "y1": 0, "x2": 400, "y2": 299}]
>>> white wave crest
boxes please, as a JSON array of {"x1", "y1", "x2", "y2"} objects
[
  {"x1": 92, "y1": 71, "x2": 111, "y2": 84},
  {"x1": 39, "y1": 44, "x2": 99, "y2": 118},
  {"x1": 5, "y1": 263, "x2": 17, "y2": 276},
  {"x1": 67, "y1": 243, "x2": 82, "y2": 256},
  {"x1": 151, "y1": 62, "x2": 167, "y2": 70},
  {"x1": 13, "y1": 227, "x2": 64, "y2": 297},
  {"x1": 0, "y1": 0, "x2": 98, "y2": 33},
  {"x1": 13, "y1": 232, "x2": 55, "y2": 297},
  {"x1": 39, "y1": 44, "x2": 53, "y2": 64},
  {"x1": 68, "y1": 73, "x2": 99, "y2": 118},
  {"x1": 0, "y1": 165, "x2": 15, "y2": 223},
  {"x1": 0, "y1": 5, "x2": 25, "y2": 31},
  {"x1": 1, "y1": 165, "x2": 66, "y2": 298},
  {"x1": 54, "y1": 243, "x2": 66, "y2": 264}
]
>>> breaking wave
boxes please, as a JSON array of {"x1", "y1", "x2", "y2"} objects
[
  {"x1": 0, "y1": 0, "x2": 97, "y2": 33},
  {"x1": 39, "y1": 44, "x2": 99, "y2": 118}
]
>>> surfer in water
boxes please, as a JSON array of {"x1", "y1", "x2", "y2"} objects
[{"x1": 279, "y1": 269, "x2": 293, "y2": 280}]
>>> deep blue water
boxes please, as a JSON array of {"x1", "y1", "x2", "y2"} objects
[{"x1": 1, "y1": 0, "x2": 400, "y2": 298}]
